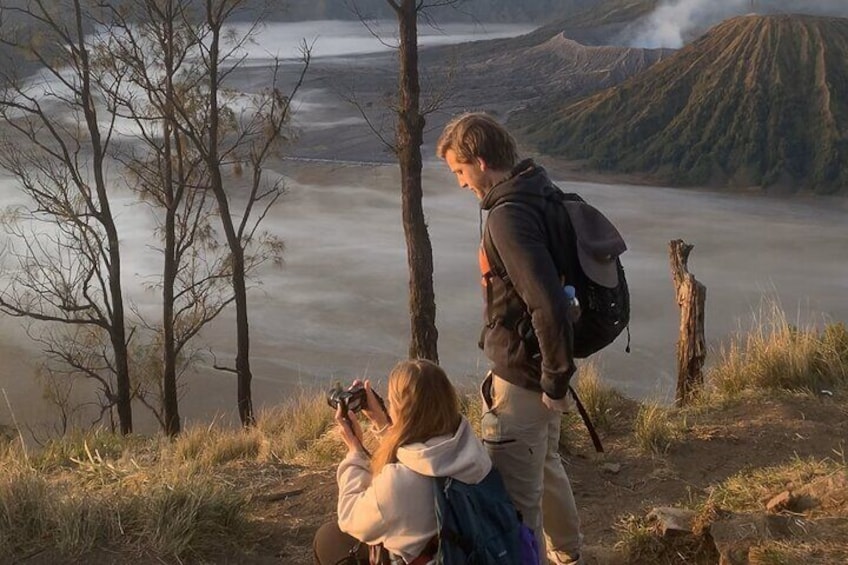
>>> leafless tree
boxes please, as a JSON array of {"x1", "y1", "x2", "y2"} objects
[
  {"x1": 0, "y1": 0, "x2": 304, "y2": 434},
  {"x1": 94, "y1": 0, "x2": 236, "y2": 436},
  {"x1": 164, "y1": 0, "x2": 310, "y2": 426},
  {"x1": 348, "y1": 0, "x2": 465, "y2": 362},
  {"x1": 0, "y1": 0, "x2": 135, "y2": 434},
  {"x1": 29, "y1": 324, "x2": 121, "y2": 433}
]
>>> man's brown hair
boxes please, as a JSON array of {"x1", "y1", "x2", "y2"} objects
[{"x1": 436, "y1": 112, "x2": 518, "y2": 170}]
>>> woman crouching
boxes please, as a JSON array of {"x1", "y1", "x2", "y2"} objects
[{"x1": 313, "y1": 359, "x2": 492, "y2": 564}]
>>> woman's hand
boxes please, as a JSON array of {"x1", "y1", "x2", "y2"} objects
[
  {"x1": 352, "y1": 379, "x2": 391, "y2": 430},
  {"x1": 336, "y1": 405, "x2": 365, "y2": 455}
]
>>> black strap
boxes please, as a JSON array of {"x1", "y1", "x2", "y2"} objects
[
  {"x1": 569, "y1": 385, "x2": 604, "y2": 453},
  {"x1": 549, "y1": 191, "x2": 582, "y2": 290},
  {"x1": 483, "y1": 271, "x2": 496, "y2": 329},
  {"x1": 481, "y1": 191, "x2": 579, "y2": 314},
  {"x1": 480, "y1": 198, "x2": 545, "y2": 333}
]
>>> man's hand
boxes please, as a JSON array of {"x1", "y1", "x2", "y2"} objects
[{"x1": 542, "y1": 392, "x2": 574, "y2": 413}]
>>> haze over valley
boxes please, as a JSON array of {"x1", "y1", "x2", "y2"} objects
[{"x1": 1, "y1": 1, "x2": 847, "y2": 435}]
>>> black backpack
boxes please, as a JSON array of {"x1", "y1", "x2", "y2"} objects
[
  {"x1": 482, "y1": 188, "x2": 630, "y2": 359},
  {"x1": 482, "y1": 188, "x2": 630, "y2": 453}
]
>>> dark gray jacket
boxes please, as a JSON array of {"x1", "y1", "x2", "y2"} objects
[{"x1": 479, "y1": 160, "x2": 575, "y2": 399}]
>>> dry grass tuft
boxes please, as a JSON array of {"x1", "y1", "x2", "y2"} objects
[
  {"x1": 172, "y1": 426, "x2": 266, "y2": 466},
  {"x1": 0, "y1": 388, "x2": 346, "y2": 562},
  {"x1": 459, "y1": 388, "x2": 484, "y2": 437},
  {"x1": 614, "y1": 513, "x2": 717, "y2": 565},
  {"x1": 257, "y1": 392, "x2": 338, "y2": 464},
  {"x1": 699, "y1": 455, "x2": 846, "y2": 515},
  {"x1": 168, "y1": 392, "x2": 339, "y2": 467},
  {"x1": 0, "y1": 453, "x2": 248, "y2": 561},
  {"x1": 34, "y1": 428, "x2": 156, "y2": 471},
  {"x1": 709, "y1": 302, "x2": 848, "y2": 398},
  {"x1": 633, "y1": 402, "x2": 679, "y2": 456},
  {"x1": 572, "y1": 362, "x2": 626, "y2": 432},
  {"x1": 748, "y1": 540, "x2": 848, "y2": 564}
]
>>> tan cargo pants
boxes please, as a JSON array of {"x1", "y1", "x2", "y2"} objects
[{"x1": 481, "y1": 372, "x2": 583, "y2": 564}]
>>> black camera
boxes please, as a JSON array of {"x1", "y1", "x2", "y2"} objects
[{"x1": 327, "y1": 382, "x2": 368, "y2": 414}]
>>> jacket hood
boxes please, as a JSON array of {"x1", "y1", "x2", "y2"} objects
[
  {"x1": 480, "y1": 158, "x2": 556, "y2": 211},
  {"x1": 395, "y1": 417, "x2": 491, "y2": 483}
]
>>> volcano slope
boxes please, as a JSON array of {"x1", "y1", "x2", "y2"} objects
[
  {"x1": 425, "y1": 32, "x2": 671, "y2": 116},
  {"x1": 516, "y1": 15, "x2": 848, "y2": 194}
]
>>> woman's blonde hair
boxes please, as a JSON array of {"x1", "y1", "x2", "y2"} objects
[{"x1": 371, "y1": 359, "x2": 461, "y2": 475}]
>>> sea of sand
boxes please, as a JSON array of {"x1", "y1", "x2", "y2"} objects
[
  {"x1": 1, "y1": 21, "x2": 847, "y2": 435},
  {"x1": 3, "y1": 157, "x2": 846, "y2": 434}
]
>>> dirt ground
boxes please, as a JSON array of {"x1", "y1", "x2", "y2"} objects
[{"x1": 237, "y1": 392, "x2": 847, "y2": 564}]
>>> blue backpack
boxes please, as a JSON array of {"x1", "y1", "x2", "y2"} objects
[{"x1": 432, "y1": 468, "x2": 539, "y2": 565}]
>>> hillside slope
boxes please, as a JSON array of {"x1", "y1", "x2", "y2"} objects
[
  {"x1": 517, "y1": 15, "x2": 848, "y2": 194},
  {"x1": 259, "y1": 0, "x2": 601, "y2": 23},
  {"x1": 428, "y1": 32, "x2": 671, "y2": 115}
]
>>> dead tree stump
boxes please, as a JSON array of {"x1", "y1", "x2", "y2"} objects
[{"x1": 669, "y1": 240, "x2": 706, "y2": 405}]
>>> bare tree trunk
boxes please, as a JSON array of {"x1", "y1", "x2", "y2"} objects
[
  {"x1": 74, "y1": 0, "x2": 132, "y2": 434},
  {"x1": 162, "y1": 152, "x2": 181, "y2": 436},
  {"x1": 669, "y1": 239, "x2": 706, "y2": 406},
  {"x1": 161, "y1": 12, "x2": 180, "y2": 437},
  {"x1": 205, "y1": 4, "x2": 254, "y2": 426},
  {"x1": 392, "y1": 0, "x2": 438, "y2": 363},
  {"x1": 98, "y1": 0, "x2": 239, "y2": 436},
  {"x1": 231, "y1": 247, "x2": 254, "y2": 425}
]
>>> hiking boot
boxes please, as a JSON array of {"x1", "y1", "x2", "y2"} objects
[{"x1": 547, "y1": 549, "x2": 583, "y2": 565}]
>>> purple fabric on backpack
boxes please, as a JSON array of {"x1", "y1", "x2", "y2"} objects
[{"x1": 519, "y1": 524, "x2": 540, "y2": 565}]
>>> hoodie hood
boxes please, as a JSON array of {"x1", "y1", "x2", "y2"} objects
[
  {"x1": 480, "y1": 158, "x2": 557, "y2": 211},
  {"x1": 395, "y1": 417, "x2": 491, "y2": 484}
]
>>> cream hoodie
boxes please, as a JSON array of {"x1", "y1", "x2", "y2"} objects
[{"x1": 336, "y1": 416, "x2": 492, "y2": 563}]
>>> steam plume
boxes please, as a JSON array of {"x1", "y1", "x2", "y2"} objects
[{"x1": 626, "y1": 0, "x2": 848, "y2": 49}]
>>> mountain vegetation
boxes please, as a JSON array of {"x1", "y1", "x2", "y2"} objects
[{"x1": 516, "y1": 15, "x2": 848, "y2": 194}]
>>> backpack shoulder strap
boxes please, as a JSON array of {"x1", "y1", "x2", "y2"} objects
[
  {"x1": 484, "y1": 189, "x2": 583, "y2": 287},
  {"x1": 431, "y1": 477, "x2": 474, "y2": 557},
  {"x1": 482, "y1": 194, "x2": 552, "y2": 284}
]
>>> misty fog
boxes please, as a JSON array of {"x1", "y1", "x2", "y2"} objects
[
  {"x1": 623, "y1": 0, "x2": 848, "y2": 48},
  {"x1": 1, "y1": 18, "x2": 847, "y2": 435}
]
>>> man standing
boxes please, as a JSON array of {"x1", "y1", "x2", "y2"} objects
[{"x1": 437, "y1": 113, "x2": 583, "y2": 565}]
